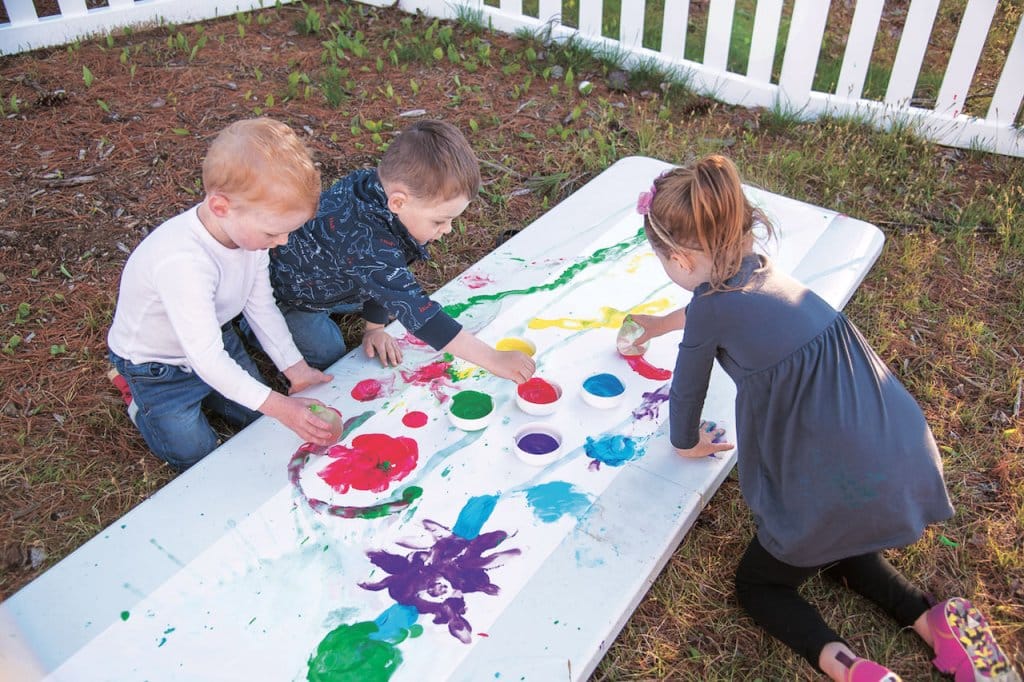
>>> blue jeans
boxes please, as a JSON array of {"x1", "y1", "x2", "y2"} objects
[
  {"x1": 109, "y1": 325, "x2": 263, "y2": 471},
  {"x1": 242, "y1": 303, "x2": 360, "y2": 371}
]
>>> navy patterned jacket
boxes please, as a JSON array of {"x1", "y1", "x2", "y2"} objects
[{"x1": 269, "y1": 168, "x2": 462, "y2": 350}]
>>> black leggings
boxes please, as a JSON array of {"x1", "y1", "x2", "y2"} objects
[{"x1": 734, "y1": 536, "x2": 932, "y2": 671}]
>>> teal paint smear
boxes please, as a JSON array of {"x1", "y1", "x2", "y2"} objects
[
  {"x1": 369, "y1": 604, "x2": 420, "y2": 644},
  {"x1": 584, "y1": 435, "x2": 641, "y2": 467},
  {"x1": 443, "y1": 229, "x2": 646, "y2": 318},
  {"x1": 524, "y1": 482, "x2": 592, "y2": 523},
  {"x1": 452, "y1": 494, "x2": 499, "y2": 539}
]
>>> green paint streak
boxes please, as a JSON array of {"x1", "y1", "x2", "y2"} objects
[
  {"x1": 120, "y1": 610, "x2": 130, "y2": 621},
  {"x1": 340, "y1": 411, "x2": 375, "y2": 441},
  {"x1": 443, "y1": 229, "x2": 646, "y2": 318},
  {"x1": 351, "y1": 486, "x2": 423, "y2": 520},
  {"x1": 307, "y1": 621, "x2": 402, "y2": 682},
  {"x1": 450, "y1": 391, "x2": 493, "y2": 419}
]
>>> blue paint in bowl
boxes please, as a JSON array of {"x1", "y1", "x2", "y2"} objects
[{"x1": 582, "y1": 373, "x2": 625, "y2": 397}]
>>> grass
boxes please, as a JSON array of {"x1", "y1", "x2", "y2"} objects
[{"x1": 0, "y1": 0, "x2": 1022, "y2": 679}]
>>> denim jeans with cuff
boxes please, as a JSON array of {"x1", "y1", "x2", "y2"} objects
[{"x1": 109, "y1": 325, "x2": 263, "y2": 471}]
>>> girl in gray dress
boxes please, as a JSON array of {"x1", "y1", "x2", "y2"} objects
[{"x1": 630, "y1": 155, "x2": 1019, "y2": 682}]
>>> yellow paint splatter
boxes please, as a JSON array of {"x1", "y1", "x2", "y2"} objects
[
  {"x1": 625, "y1": 252, "x2": 653, "y2": 273},
  {"x1": 495, "y1": 337, "x2": 536, "y2": 356},
  {"x1": 527, "y1": 298, "x2": 673, "y2": 331}
]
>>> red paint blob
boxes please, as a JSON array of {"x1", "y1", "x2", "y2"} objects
[
  {"x1": 622, "y1": 354, "x2": 672, "y2": 381},
  {"x1": 318, "y1": 433, "x2": 419, "y2": 493},
  {"x1": 351, "y1": 379, "x2": 383, "y2": 401},
  {"x1": 460, "y1": 273, "x2": 494, "y2": 289},
  {"x1": 517, "y1": 377, "x2": 559, "y2": 404},
  {"x1": 400, "y1": 360, "x2": 450, "y2": 384},
  {"x1": 402, "y1": 411, "x2": 428, "y2": 428}
]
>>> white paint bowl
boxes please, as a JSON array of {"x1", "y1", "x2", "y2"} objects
[
  {"x1": 448, "y1": 390, "x2": 495, "y2": 431},
  {"x1": 513, "y1": 423, "x2": 563, "y2": 466},
  {"x1": 580, "y1": 373, "x2": 626, "y2": 409},
  {"x1": 515, "y1": 378, "x2": 563, "y2": 416}
]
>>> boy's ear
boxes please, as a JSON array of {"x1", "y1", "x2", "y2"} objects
[
  {"x1": 386, "y1": 189, "x2": 408, "y2": 213},
  {"x1": 206, "y1": 192, "x2": 231, "y2": 217}
]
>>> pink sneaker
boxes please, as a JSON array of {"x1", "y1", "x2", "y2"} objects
[
  {"x1": 927, "y1": 598, "x2": 1021, "y2": 682},
  {"x1": 843, "y1": 658, "x2": 902, "y2": 682},
  {"x1": 107, "y1": 367, "x2": 138, "y2": 425}
]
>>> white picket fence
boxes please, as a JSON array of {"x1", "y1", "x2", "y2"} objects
[{"x1": 2, "y1": 0, "x2": 1022, "y2": 157}]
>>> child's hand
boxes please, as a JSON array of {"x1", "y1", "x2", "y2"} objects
[
  {"x1": 631, "y1": 308, "x2": 686, "y2": 345},
  {"x1": 490, "y1": 349, "x2": 536, "y2": 384},
  {"x1": 260, "y1": 393, "x2": 336, "y2": 446},
  {"x1": 283, "y1": 360, "x2": 333, "y2": 395},
  {"x1": 674, "y1": 420, "x2": 733, "y2": 458},
  {"x1": 363, "y1": 327, "x2": 403, "y2": 367}
]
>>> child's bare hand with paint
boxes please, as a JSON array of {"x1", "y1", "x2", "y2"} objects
[
  {"x1": 362, "y1": 323, "x2": 403, "y2": 367},
  {"x1": 629, "y1": 308, "x2": 687, "y2": 346},
  {"x1": 283, "y1": 360, "x2": 333, "y2": 395},
  {"x1": 259, "y1": 392, "x2": 337, "y2": 446},
  {"x1": 444, "y1": 329, "x2": 536, "y2": 384},
  {"x1": 674, "y1": 420, "x2": 732, "y2": 458}
]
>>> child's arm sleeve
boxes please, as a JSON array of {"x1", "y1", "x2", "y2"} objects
[
  {"x1": 668, "y1": 305, "x2": 716, "y2": 449},
  {"x1": 242, "y1": 251, "x2": 304, "y2": 372},
  {"x1": 155, "y1": 257, "x2": 271, "y2": 411},
  {"x1": 358, "y1": 263, "x2": 462, "y2": 350}
]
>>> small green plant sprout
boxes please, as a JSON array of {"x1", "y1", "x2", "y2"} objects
[
  {"x1": 50, "y1": 343, "x2": 68, "y2": 357},
  {"x1": 299, "y1": 5, "x2": 322, "y2": 35},
  {"x1": 171, "y1": 127, "x2": 190, "y2": 136},
  {"x1": 410, "y1": 78, "x2": 420, "y2": 95},
  {"x1": 578, "y1": 80, "x2": 594, "y2": 96},
  {"x1": 469, "y1": 118, "x2": 479, "y2": 133},
  {"x1": 320, "y1": 64, "x2": 351, "y2": 107},
  {"x1": 59, "y1": 264, "x2": 73, "y2": 279},
  {"x1": 105, "y1": 34, "x2": 114, "y2": 49},
  {"x1": 286, "y1": 71, "x2": 312, "y2": 100},
  {"x1": 82, "y1": 66, "x2": 94, "y2": 88},
  {"x1": 3, "y1": 334, "x2": 22, "y2": 355},
  {"x1": 14, "y1": 302, "x2": 31, "y2": 324},
  {"x1": 97, "y1": 99, "x2": 111, "y2": 113}
]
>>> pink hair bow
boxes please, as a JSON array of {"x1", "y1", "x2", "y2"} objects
[{"x1": 636, "y1": 184, "x2": 656, "y2": 215}]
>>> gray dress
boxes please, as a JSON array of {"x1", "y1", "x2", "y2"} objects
[{"x1": 670, "y1": 254, "x2": 954, "y2": 567}]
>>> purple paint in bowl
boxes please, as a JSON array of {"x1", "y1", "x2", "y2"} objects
[
  {"x1": 517, "y1": 432, "x2": 560, "y2": 454},
  {"x1": 514, "y1": 423, "x2": 564, "y2": 466}
]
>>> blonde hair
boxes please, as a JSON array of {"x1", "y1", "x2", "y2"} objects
[
  {"x1": 378, "y1": 120, "x2": 480, "y2": 201},
  {"x1": 644, "y1": 154, "x2": 773, "y2": 291},
  {"x1": 202, "y1": 117, "x2": 321, "y2": 215}
]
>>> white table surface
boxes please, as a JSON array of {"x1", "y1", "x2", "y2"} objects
[{"x1": 0, "y1": 156, "x2": 884, "y2": 682}]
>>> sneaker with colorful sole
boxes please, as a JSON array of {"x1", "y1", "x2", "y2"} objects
[{"x1": 927, "y1": 597, "x2": 1022, "y2": 682}]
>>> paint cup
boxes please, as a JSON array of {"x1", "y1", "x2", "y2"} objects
[
  {"x1": 495, "y1": 336, "x2": 536, "y2": 356},
  {"x1": 513, "y1": 422, "x2": 563, "y2": 466},
  {"x1": 308, "y1": 404, "x2": 344, "y2": 443},
  {"x1": 515, "y1": 377, "x2": 563, "y2": 416},
  {"x1": 616, "y1": 315, "x2": 649, "y2": 356},
  {"x1": 448, "y1": 390, "x2": 495, "y2": 431},
  {"x1": 581, "y1": 373, "x2": 626, "y2": 409}
]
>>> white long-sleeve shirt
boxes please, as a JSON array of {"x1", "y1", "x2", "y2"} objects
[{"x1": 108, "y1": 205, "x2": 303, "y2": 411}]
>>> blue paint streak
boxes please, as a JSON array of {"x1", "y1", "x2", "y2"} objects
[
  {"x1": 584, "y1": 435, "x2": 640, "y2": 467},
  {"x1": 369, "y1": 603, "x2": 419, "y2": 642},
  {"x1": 524, "y1": 482, "x2": 592, "y2": 523},
  {"x1": 452, "y1": 494, "x2": 499, "y2": 539}
]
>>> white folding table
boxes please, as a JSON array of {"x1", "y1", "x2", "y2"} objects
[{"x1": 0, "y1": 156, "x2": 884, "y2": 682}]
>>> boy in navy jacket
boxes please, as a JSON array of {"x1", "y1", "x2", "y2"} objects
[{"x1": 269, "y1": 120, "x2": 534, "y2": 383}]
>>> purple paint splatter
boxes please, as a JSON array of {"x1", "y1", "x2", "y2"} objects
[
  {"x1": 631, "y1": 384, "x2": 670, "y2": 421},
  {"x1": 359, "y1": 520, "x2": 521, "y2": 643}
]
